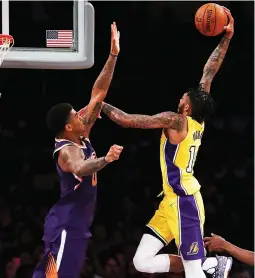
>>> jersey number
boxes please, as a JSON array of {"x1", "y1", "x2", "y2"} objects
[
  {"x1": 186, "y1": 146, "x2": 196, "y2": 173},
  {"x1": 92, "y1": 172, "x2": 97, "y2": 186}
]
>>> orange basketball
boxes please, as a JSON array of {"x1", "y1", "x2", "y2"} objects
[{"x1": 195, "y1": 3, "x2": 228, "y2": 37}]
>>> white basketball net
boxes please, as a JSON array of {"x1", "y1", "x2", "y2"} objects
[{"x1": 0, "y1": 38, "x2": 13, "y2": 66}]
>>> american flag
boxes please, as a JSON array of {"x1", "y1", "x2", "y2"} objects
[{"x1": 46, "y1": 30, "x2": 73, "y2": 48}]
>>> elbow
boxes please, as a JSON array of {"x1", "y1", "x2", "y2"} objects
[
  {"x1": 74, "y1": 169, "x2": 83, "y2": 177},
  {"x1": 72, "y1": 168, "x2": 82, "y2": 177},
  {"x1": 74, "y1": 168, "x2": 89, "y2": 178},
  {"x1": 69, "y1": 163, "x2": 83, "y2": 178}
]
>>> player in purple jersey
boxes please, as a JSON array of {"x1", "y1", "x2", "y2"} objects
[{"x1": 33, "y1": 22, "x2": 123, "y2": 278}]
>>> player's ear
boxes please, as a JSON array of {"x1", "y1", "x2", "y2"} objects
[
  {"x1": 65, "y1": 123, "x2": 72, "y2": 132},
  {"x1": 184, "y1": 104, "x2": 190, "y2": 112}
]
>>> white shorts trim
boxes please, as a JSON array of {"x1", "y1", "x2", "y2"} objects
[{"x1": 56, "y1": 229, "x2": 67, "y2": 271}]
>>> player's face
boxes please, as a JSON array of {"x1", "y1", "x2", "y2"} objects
[
  {"x1": 66, "y1": 109, "x2": 85, "y2": 134},
  {"x1": 178, "y1": 93, "x2": 190, "y2": 114}
]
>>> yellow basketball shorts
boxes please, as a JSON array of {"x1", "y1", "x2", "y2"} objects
[{"x1": 147, "y1": 191, "x2": 205, "y2": 260}]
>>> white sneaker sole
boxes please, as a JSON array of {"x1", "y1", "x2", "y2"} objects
[{"x1": 224, "y1": 257, "x2": 233, "y2": 278}]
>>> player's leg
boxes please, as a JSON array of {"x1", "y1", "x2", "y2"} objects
[
  {"x1": 167, "y1": 191, "x2": 232, "y2": 278},
  {"x1": 32, "y1": 242, "x2": 54, "y2": 278},
  {"x1": 133, "y1": 233, "x2": 184, "y2": 273},
  {"x1": 133, "y1": 194, "x2": 232, "y2": 277},
  {"x1": 33, "y1": 230, "x2": 88, "y2": 278},
  {"x1": 133, "y1": 200, "x2": 176, "y2": 273},
  {"x1": 189, "y1": 192, "x2": 233, "y2": 278},
  {"x1": 166, "y1": 191, "x2": 207, "y2": 278},
  {"x1": 133, "y1": 231, "x2": 230, "y2": 276}
]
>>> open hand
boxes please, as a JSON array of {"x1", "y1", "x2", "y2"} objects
[
  {"x1": 78, "y1": 105, "x2": 102, "y2": 120},
  {"x1": 222, "y1": 7, "x2": 234, "y2": 38},
  {"x1": 110, "y1": 22, "x2": 120, "y2": 56},
  {"x1": 105, "y1": 144, "x2": 123, "y2": 163},
  {"x1": 204, "y1": 233, "x2": 226, "y2": 252}
]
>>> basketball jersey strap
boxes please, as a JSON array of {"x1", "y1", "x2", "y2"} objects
[{"x1": 53, "y1": 141, "x2": 74, "y2": 159}]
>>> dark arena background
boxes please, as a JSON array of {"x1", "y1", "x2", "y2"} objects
[{"x1": 0, "y1": 1, "x2": 254, "y2": 278}]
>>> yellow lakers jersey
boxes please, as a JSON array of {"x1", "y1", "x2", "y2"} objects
[{"x1": 160, "y1": 116, "x2": 205, "y2": 196}]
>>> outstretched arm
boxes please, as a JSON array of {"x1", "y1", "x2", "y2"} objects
[
  {"x1": 79, "y1": 22, "x2": 120, "y2": 137},
  {"x1": 102, "y1": 102, "x2": 186, "y2": 131},
  {"x1": 224, "y1": 242, "x2": 254, "y2": 267},
  {"x1": 204, "y1": 233, "x2": 254, "y2": 266},
  {"x1": 199, "y1": 7, "x2": 234, "y2": 93}
]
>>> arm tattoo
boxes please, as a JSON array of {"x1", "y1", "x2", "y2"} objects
[
  {"x1": 200, "y1": 36, "x2": 231, "y2": 93},
  {"x1": 87, "y1": 101, "x2": 102, "y2": 124},
  {"x1": 80, "y1": 55, "x2": 117, "y2": 135},
  {"x1": 102, "y1": 103, "x2": 128, "y2": 126},
  {"x1": 79, "y1": 102, "x2": 102, "y2": 127},
  {"x1": 102, "y1": 103, "x2": 185, "y2": 131},
  {"x1": 93, "y1": 55, "x2": 117, "y2": 92},
  {"x1": 60, "y1": 146, "x2": 108, "y2": 177},
  {"x1": 76, "y1": 157, "x2": 108, "y2": 177}
]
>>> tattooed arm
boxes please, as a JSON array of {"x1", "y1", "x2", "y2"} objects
[
  {"x1": 58, "y1": 146, "x2": 109, "y2": 177},
  {"x1": 79, "y1": 22, "x2": 120, "y2": 137},
  {"x1": 200, "y1": 7, "x2": 234, "y2": 93},
  {"x1": 102, "y1": 102, "x2": 186, "y2": 131},
  {"x1": 58, "y1": 144, "x2": 123, "y2": 177}
]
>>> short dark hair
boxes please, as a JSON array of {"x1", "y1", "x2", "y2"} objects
[
  {"x1": 187, "y1": 86, "x2": 215, "y2": 123},
  {"x1": 46, "y1": 103, "x2": 73, "y2": 136}
]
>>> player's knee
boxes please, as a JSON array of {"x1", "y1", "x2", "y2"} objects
[
  {"x1": 133, "y1": 233, "x2": 165, "y2": 273},
  {"x1": 134, "y1": 257, "x2": 159, "y2": 273},
  {"x1": 133, "y1": 252, "x2": 156, "y2": 273},
  {"x1": 133, "y1": 253, "x2": 147, "y2": 272}
]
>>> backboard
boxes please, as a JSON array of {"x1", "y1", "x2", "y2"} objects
[{"x1": 0, "y1": 0, "x2": 94, "y2": 69}]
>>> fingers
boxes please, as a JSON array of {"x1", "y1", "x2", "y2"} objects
[
  {"x1": 111, "y1": 22, "x2": 119, "y2": 38},
  {"x1": 112, "y1": 144, "x2": 123, "y2": 151},
  {"x1": 204, "y1": 242, "x2": 210, "y2": 248},
  {"x1": 77, "y1": 106, "x2": 87, "y2": 117},
  {"x1": 111, "y1": 22, "x2": 116, "y2": 34},
  {"x1": 211, "y1": 233, "x2": 218, "y2": 237},
  {"x1": 222, "y1": 6, "x2": 230, "y2": 13},
  {"x1": 113, "y1": 22, "x2": 117, "y2": 33},
  {"x1": 109, "y1": 144, "x2": 123, "y2": 160},
  {"x1": 222, "y1": 6, "x2": 234, "y2": 23}
]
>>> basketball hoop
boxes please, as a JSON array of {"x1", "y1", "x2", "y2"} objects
[{"x1": 0, "y1": 34, "x2": 14, "y2": 66}]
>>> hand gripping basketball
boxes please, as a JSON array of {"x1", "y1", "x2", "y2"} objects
[
  {"x1": 105, "y1": 144, "x2": 123, "y2": 163},
  {"x1": 222, "y1": 7, "x2": 234, "y2": 39},
  {"x1": 110, "y1": 22, "x2": 120, "y2": 56}
]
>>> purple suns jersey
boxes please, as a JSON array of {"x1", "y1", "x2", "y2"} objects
[{"x1": 43, "y1": 137, "x2": 97, "y2": 242}]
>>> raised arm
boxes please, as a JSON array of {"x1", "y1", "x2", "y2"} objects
[
  {"x1": 204, "y1": 234, "x2": 254, "y2": 266},
  {"x1": 58, "y1": 144, "x2": 123, "y2": 177},
  {"x1": 79, "y1": 22, "x2": 120, "y2": 137},
  {"x1": 199, "y1": 7, "x2": 234, "y2": 93},
  {"x1": 102, "y1": 102, "x2": 186, "y2": 131}
]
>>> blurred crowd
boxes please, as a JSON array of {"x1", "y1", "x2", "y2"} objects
[{"x1": 0, "y1": 1, "x2": 253, "y2": 278}]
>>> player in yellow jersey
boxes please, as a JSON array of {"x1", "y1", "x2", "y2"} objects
[{"x1": 101, "y1": 7, "x2": 234, "y2": 278}]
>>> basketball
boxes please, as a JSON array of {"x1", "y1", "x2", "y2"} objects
[{"x1": 195, "y1": 3, "x2": 228, "y2": 37}]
